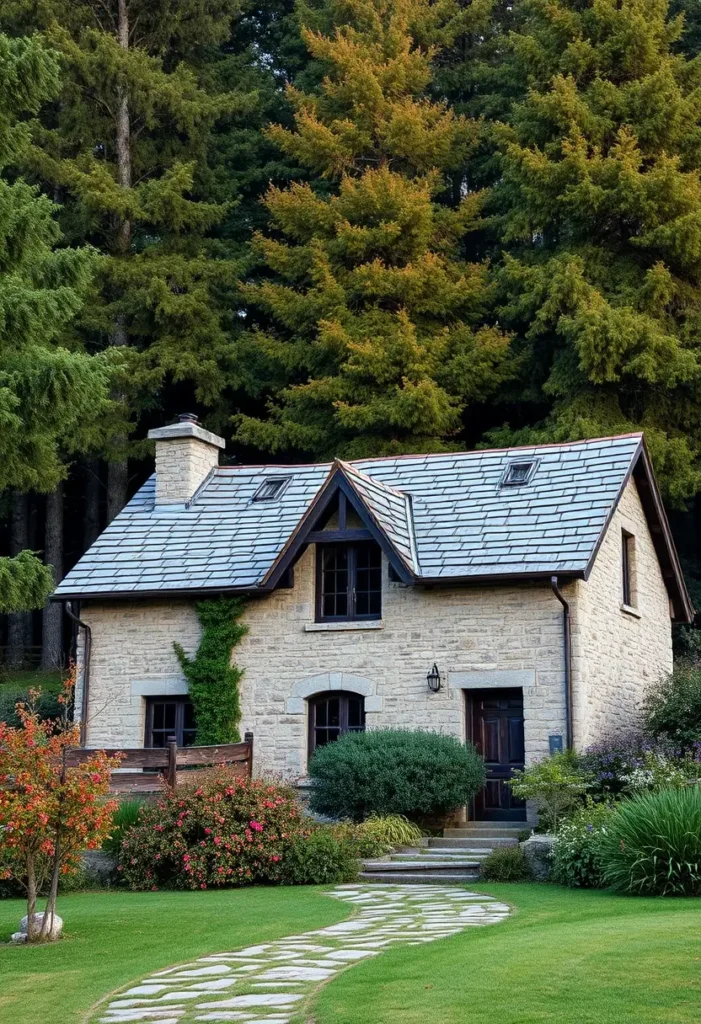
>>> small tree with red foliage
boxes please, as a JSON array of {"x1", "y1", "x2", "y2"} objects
[{"x1": 0, "y1": 683, "x2": 119, "y2": 941}]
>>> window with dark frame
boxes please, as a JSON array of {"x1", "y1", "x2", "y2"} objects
[
  {"x1": 308, "y1": 691, "x2": 365, "y2": 756},
  {"x1": 622, "y1": 530, "x2": 635, "y2": 607},
  {"x1": 145, "y1": 697, "x2": 197, "y2": 748},
  {"x1": 316, "y1": 541, "x2": 382, "y2": 621}
]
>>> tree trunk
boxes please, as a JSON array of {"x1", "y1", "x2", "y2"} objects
[
  {"x1": 41, "y1": 483, "x2": 64, "y2": 670},
  {"x1": 106, "y1": 0, "x2": 132, "y2": 524},
  {"x1": 25, "y1": 853, "x2": 39, "y2": 942},
  {"x1": 83, "y1": 460, "x2": 101, "y2": 550},
  {"x1": 7, "y1": 492, "x2": 30, "y2": 669}
]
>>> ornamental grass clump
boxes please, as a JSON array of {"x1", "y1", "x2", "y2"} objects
[
  {"x1": 599, "y1": 787, "x2": 701, "y2": 896},
  {"x1": 307, "y1": 729, "x2": 485, "y2": 822},
  {"x1": 118, "y1": 770, "x2": 308, "y2": 890}
]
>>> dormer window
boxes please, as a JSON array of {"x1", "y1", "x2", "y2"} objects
[
  {"x1": 502, "y1": 461, "x2": 537, "y2": 487},
  {"x1": 253, "y1": 476, "x2": 291, "y2": 502}
]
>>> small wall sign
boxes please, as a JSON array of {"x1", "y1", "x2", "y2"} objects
[{"x1": 549, "y1": 734, "x2": 563, "y2": 754}]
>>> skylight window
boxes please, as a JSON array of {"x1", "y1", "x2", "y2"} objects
[
  {"x1": 501, "y1": 461, "x2": 537, "y2": 487},
  {"x1": 253, "y1": 477, "x2": 291, "y2": 502}
]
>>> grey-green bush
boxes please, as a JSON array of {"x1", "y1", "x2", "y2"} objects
[
  {"x1": 599, "y1": 787, "x2": 701, "y2": 896},
  {"x1": 308, "y1": 729, "x2": 485, "y2": 821},
  {"x1": 480, "y1": 846, "x2": 532, "y2": 882},
  {"x1": 281, "y1": 827, "x2": 359, "y2": 885}
]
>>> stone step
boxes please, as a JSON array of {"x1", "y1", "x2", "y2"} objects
[
  {"x1": 390, "y1": 851, "x2": 491, "y2": 862},
  {"x1": 452, "y1": 820, "x2": 526, "y2": 830},
  {"x1": 415, "y1": 848, "x2": 492, "y2": 860},
  {"x1": 362, "y1": 859, "x2": 482, "y2": 872},
  {"x1": 429, "y1": 836, "x2": 516, "y2": 849},
  {"x1": 445, "y1": 826, "x2": 523, "y2": 838},
  {"x1": 359, "y1": 871, "x2": 480, "y2": 884}
]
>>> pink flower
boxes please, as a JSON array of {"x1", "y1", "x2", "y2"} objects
[{"x1": 249, "y1": 820, "x2": 263, "y2": 832}]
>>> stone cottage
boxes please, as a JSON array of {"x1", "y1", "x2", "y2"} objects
[{"x1": 54, "y1": 416, "x2": 692, "y2": 820}]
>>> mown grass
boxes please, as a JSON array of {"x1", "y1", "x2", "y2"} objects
[
  {"x1": 0, "y1": 887, "x2": 348, "y2": 1024},
  {"x1": 314, "y1": 883, "x2": 701, "y2": 1024}
]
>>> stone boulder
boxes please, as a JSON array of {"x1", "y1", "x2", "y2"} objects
[
  {"x1": 520, "y1": 834, "x2": 556, "y2": 881},
  {"x1": 16, "y1": 911, "x2": 63, "y2": 941}
]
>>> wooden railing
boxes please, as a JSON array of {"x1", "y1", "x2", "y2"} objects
[{"x1": 64, "y1": 732, "x2": 254, "y2": 794}]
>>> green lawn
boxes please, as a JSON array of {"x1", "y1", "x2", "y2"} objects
[
  {"x1": 315, "y1": 883, "x2": 701, "y2": 1024},
  {"x1": 0, "y1": 887, "x2": 349, "y2": 1024},
  {"x1": 0, "y1": 884, "x2": 699, "y2": 1024}
]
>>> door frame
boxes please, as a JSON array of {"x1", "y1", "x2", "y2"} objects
[{"x1": 465, "y1": 687, "x2": 527, "y2": 822}]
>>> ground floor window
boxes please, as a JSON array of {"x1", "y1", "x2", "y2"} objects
[
  {"x1": 145, "y1": 697, "x2": 197, "y2": 748},
  {"x1": 308, "y1": 691, "x2": 365, "y2": 757}
]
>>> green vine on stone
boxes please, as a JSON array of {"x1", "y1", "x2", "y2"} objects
[{"x1": 174, "y1": 598, "x2": 248, "y2": 745}]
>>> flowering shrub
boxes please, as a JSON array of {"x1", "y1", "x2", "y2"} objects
[
  {"x1": 118, "y1": 771, "x2": 310, "y2": 890},
  {"x1": 577, "y1": 736, "x2": 701, "y2": 800},
  {"x1": 551, "y1": 801, "x2": 616, "y2": 889},
  {"x1": 0, "y1": 684, "x2": 118, "y2": 940}
]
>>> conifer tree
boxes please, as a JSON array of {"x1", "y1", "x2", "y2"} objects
[
  {"x1": 235, "y1": 0, "x2": 512, "y2": 459},
  {"x1": 1, "y1": 0, "x2": 258, "y2": 518},
  {"x1": 0, "y1": 32, "x2": 107, "y2": 610},
  {"x1": 489, "y1": 0, "x2": 701, "y2": 503}
]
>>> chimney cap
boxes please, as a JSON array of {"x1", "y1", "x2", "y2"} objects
[
  {"x1": 178, "y1": 412, "x2": 199, "y2": 424},
  {"x1": 148, "y1": 417, "x2": 225, "y2": 449}
]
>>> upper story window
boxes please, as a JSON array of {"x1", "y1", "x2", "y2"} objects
[
  {"x1": 316, "y1": 541, "x2": 382, "y2": 622},
  {"x1": 253, "y1": 476, "x2": 291, "y2": 502},
  {"x1": 622, "y1": 529, "x2": 636, "y2": 608},
  {"x1": 501, "y1": 460, "x2": 537, "y2": 487}
]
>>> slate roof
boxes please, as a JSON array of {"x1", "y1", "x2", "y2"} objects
[{"x1": 54, "y1": 433, "x2": 692, "y2": 619}]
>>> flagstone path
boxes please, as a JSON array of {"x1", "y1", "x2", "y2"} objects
[{"x1": 94, "y1": 884, "x2": 511, "y2": 1024}]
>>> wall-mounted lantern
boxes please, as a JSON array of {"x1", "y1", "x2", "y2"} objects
[{"x1": 426, "y1": 663, "x2": 442, "y2": 693}]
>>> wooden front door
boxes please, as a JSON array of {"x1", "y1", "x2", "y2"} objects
[{"x1": 470, "y1": 689, "x2": 526, "y2": 821}]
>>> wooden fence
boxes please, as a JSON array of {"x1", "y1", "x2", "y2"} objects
[{"x1": 64, "y1": 732, "x2": 253, "y2": 794}]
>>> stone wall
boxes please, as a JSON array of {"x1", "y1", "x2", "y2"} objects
[{"x1": 569, "y1": 479, "x2": 673, "y2": 747}]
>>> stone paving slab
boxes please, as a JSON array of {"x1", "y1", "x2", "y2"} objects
[{"x1": 93, "y1": 885, "x2": 510, "y2": 1024}]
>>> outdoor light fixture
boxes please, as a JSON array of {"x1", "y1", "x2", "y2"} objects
[{"x1": 426, "y1": 663, "x2": 442, "y2": 693}]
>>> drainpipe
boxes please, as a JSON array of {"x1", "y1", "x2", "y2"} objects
[
  {"x1": 550, "y1": 577, "x2": 573, "y2": 750},
  {"x1": 64, "y1": 602, "x2": 91, "y2": 747}
]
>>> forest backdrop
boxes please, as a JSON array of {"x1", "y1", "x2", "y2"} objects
[{"x1": 2, "y1": 0, "x2": 701, "y2": 670}]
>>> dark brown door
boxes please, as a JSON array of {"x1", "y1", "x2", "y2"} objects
[{"x1": 470, "y1": 689, "x2": 526, "y2": 821}]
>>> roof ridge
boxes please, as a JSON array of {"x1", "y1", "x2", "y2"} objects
[{"x1": 214, "y1": 433, "x2": 644, "y2": 472}]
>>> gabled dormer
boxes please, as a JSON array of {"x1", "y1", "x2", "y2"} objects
[{"x1": 263, "y1": 460, "x2": 418, "y2": 621}]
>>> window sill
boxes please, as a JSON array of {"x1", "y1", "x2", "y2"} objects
[
  {"x1": 304, "y1": 620, "x2": 384, "y2": 632},
  {"x1": 621, "y1": 603, "x2": 642, "y2": 619}
]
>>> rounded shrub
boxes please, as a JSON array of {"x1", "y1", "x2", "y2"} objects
[
  {"x1": 281, "y1": 827, "x2": 359, "y2": 885},
  {"x1": 599, "y1": 787, "x2": 701, "y2": 896},
  {"x1": 480, "y1": 846, "x2": 532, "y2": 882},
  {"x1": 307, "y1": 729, "x2": 485, "y2": 822}
]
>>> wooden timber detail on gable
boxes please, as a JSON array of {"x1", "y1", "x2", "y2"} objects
[{"x1": 262, "y1": 460, "x2": 418, "y2": 590}]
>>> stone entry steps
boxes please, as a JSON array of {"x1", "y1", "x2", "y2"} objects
[{"x1": 358, "y1": 820, "x2": 522, "y2": 884}]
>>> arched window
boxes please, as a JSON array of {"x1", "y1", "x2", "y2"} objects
[{"x1": 308, "y1": 691, "x2": 365, "y2": 756}]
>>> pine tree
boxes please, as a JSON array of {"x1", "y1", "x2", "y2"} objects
[
  {"x1": 0, "y1": 32, "x2": 106, "y2": 612},
  {"x1": 1, "y1": 0, "x2": 261, "y2": 517},
  {"x1": 488, "y1": 0, "x2": 701, "y2": 503},
  {"x1": 235, "y1": 0, "x2": 512, "y2": 459}
]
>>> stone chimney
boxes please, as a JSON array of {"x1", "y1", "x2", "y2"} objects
[{"x1": 148, "y1": 413, "x2": 225, "y2": 506}]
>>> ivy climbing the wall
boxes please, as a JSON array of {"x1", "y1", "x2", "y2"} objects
[{"x1": 174, "y1": 598, "x2": 248, "y2": 745}]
